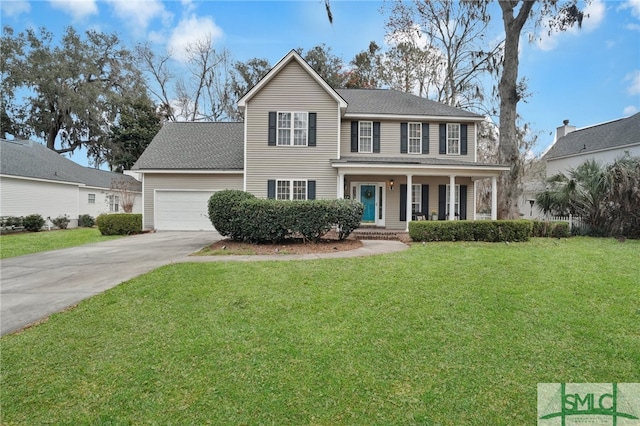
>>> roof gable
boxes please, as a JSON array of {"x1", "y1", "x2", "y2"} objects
[
  {"x1": 237, "y1": 50, "x2": 347, "y2": 112},
  {"x1": 545, "y1": 113, "x2": 640, "y2": 160},
  {"x1": 0, "y1": 139, "x2": 141, "y2": 190}
]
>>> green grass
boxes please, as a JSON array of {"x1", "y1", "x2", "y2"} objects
[
  {"x1": 0, "y1": 228, "x2": 122, "y2": 259},
  {"x1": 1, "y1": 237, "x2": 639, "y2": 424}
]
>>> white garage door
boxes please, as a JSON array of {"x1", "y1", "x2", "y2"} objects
[{"x1": 155, "y1": 191, "x2": 215, "y2": 231}]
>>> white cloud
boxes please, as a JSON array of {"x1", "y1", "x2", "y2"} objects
[
  {"x1": 105, "y1": 0, "x2": 170, "y2": 35},
  {"x1": 620, "y1": 0, "x2": 640, "y2": 18},
  {"x1": 49, "y1": 0, "x2": 98, "y2": 21},
  {"x1": 167, "y1": 14, "x2": 224, "y2": 62},
  {"x1": 0, "y1": 0, "x2": 31, "y2": 17},
  {"x1": 623, "y1": 105, "x2": 638, "y2": 115},
  {"x1": 625, "y1": 70, "x2": 640, "y2": 95},
  {"x1": 536, "y1": 0, "x2": 605, "y2": 51}
]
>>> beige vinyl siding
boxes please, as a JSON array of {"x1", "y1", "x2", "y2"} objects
[
  {"x1": 344, "y1": 175, "x2": 473, "y2": 230},
  {"x1": 244, "y1": 60, "x2": 339, "y2": 199},
  {"x1": 340, "y1": 120, "x2": 477, "y2": 161},
  {"x1": 141, "y1": 173, "x2": 243, "y2": 229},
  {"x1": 0, "y1": 177, "x2": 79, "y2": 226}
]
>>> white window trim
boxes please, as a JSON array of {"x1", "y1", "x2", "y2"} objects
[
  {"x1": 447, "y1": 123, "x2": 460, "y2": 155},
  {"x1": 408, "y1": 122, "x2": 422, "y2": 154},
  {"x1": 411, "y1": 184, "x2": 421, "y2": 213},
  {"x1": 108, "y1": 194, "x2": 120, "y2": 212},
  {"x1": 446, "y1": 184, "x2": 460, "y2": 215},
  {"x1": 276, "y1": 179, "x2": 308, "y2": 200},
  {"x1": 88, "y1": 193, "x2": 96, "y2": 204},
  {"x1": 277, "y1": 111, "x2": 308, "y2": 147},
  {"x1": 358, "y1": 121, "x2": 373, "y2": 153}
]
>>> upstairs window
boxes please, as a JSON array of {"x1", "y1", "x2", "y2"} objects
[
  {"x1": 359, "y1": 121, "x2": 373, "y2": 153},
  {"x1": 277, "y1": 112, "x2": 308, "y2": 146},
  {"x1": 408, "y1": 123, "x2": 422, "y2": 154},
  {"x1": 447, "y1": 123, "x2": 460, "y2": 155}
]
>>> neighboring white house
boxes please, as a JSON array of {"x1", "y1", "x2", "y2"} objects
[
  {"x1": 544, "y1": 114, "x2": 640, "y2": 177},
  {"x1": 0, "y1": 139, "x2": 142, "y2": 227}
]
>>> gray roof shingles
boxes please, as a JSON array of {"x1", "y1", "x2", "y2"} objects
[
  {"x1": 336, "y1": 88, "x2": 483, "y2": 118},
  {"x1": 545, "y1": 113, "x2": 640, "y2": 160},
  {"x1": 132, "y1": 122, "x2": 244, "y2": 170},
  {"x1": 1, "y1": 138, "x2": 141, "y2": 191}
]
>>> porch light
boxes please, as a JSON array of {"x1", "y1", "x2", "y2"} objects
[{"x1": 388, "y1": 179, "x2": 394, "y2": 191}]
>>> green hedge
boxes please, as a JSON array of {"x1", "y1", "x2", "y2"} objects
[
  {"x1": 23, "y1": 214, "x2": 45, "y2": 232},
  {"x1": 409, "y1": 220, "x2": 533, "y2": 242},
  {"x1": 208, "y1": 190, "x2": 363, "y2": 243},
  {"x1": 96, "y1": 214, "x2": 142, "y2": 235},
  {"x1": 532, "y1": 220, "x2": 570, "y2": 238}
]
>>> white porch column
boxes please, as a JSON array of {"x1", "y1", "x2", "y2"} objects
[
  {"x1": 405, "y1": 174, "x2": 413, "y2": 231},
  {"x1": 449, "y1": 175, "x2": 456, "y2": 220},
  {"x1": 491, "y1": 176, "x2": 498, "y2": 220},
  {"x1": 337, "y1": 173, "x2": 345, "y2": 199}
]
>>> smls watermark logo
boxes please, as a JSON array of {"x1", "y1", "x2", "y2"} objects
[{"x1": 538, "y1": 383, "x2": 640, "y2": 425}]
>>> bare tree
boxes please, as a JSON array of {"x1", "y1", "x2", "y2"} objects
[{"x1": 111, "y1": 178, "x2": 137, "y2": 213}]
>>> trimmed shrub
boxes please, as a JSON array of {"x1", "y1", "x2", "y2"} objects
[
  {"x1": 330, "y1": 199, "x2": 365, "y2": 240},
  {"x1": 532, "y1": 220, "x2": 571, "y2": 238},
  {"x1": 208, "y1": 191, "x2": 364, "y2": 243},
  {"x1": 1, "y1": 216, "x2": 23, "y2": 229},
  {"x1": 551, "y1": 222, "x2": 570, "y2": 238},
  {"x1": 52, "y1": 214, "x2": 71, "y2": 229},
  {"x1": 23, "y1": 214, "x2": 45, "y2": 232},
  {"x1": 96, "y1": 214, "x2": 142, "y2": 235},
  {"x1": 409, "y1": 220, "x2": 532, "y2": 242},
  {"x1": 208, "y1": 190, "x2": 257, "y2": 241},
  {"x1": 78, "y1": 214, "x2": 95, "y2": 228}
]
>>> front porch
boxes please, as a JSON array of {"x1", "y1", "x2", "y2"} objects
[{"x1": 332, "y1": 159, "x2": 508, "y2": 231}]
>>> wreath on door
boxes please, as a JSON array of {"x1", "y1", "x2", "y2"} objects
[{"x1": 364, "y1": 189, "x2": 373, "y2": 199}]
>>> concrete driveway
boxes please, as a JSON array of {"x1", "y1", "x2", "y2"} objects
[{"x1": 1, "y1": 231, "x2": 221, "y2": 336}]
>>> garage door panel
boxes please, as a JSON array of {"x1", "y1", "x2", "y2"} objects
[{"x1": 155, "y1": 191, "x2": 214, "y2": 231}]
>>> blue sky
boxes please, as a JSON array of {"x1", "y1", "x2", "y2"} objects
[{"x1": 2, "y1": 0, "x2": 639, "y2": 166}]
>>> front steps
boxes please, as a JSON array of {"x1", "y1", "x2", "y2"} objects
[{"x1": 351, "y1": 228, "x2": 408, "y2": 241}]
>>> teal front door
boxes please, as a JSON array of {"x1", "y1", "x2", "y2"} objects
[{"x1": 361, "y1": 185, "x2": 376, "y2": 223}]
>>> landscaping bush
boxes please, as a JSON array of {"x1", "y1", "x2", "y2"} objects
[
  {"x1": 1, "y1": 216, "x2": 23, "y2": 229},
  {"x1": 208, "y1": 190, "x2": 257, "y2": 240},
  {"x1": 96, "y1": 214, "x2": 142, "y2": 235},
  {"x1": 330, "y1": 199, "x2": 365, "y2": 240},
  {"x1": 52, "y1": 214, "x2": 71, "y2": 229},
  {"x1": 532, "y1": 220, "x2": 570, "y2": 238},
  {"x1": 23, "y1": 214, "x2": 45, "y2": 232},
  {"x1": 409, "y1": 220, "x2": 533, "y2": 242},
  {"x1": 78, "y1": 214, "x2": 95, "y2": 228},
  {"x1": 208, "y1": 191, "x2": 364, "y2": 243}
]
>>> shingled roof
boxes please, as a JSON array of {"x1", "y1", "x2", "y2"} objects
[
  {"x1": 545, "y1": 113, "x2": 640, "y2": 160},
  {"x1": 132, "y1": 122, "x2": 244, "y2": 170},
  {"x1": 336, "y1": 88, "x2": 483, "y2": 119},
  {"x1": 0, "y1": 139, "x2": 141, "y2": 190}
]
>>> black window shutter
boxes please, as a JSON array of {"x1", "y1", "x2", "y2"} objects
[
  {"x1": 438, "y1": 185, "x2": 446, "y2": 220},
  {"x1": 421, "y1": 184, "x2": 429, "y2": 214},
  {"x1": 307, "y1": 180, "x2": 316, "y2": 200},
  {"x1": 373, "y1": 122, "x2": 380, "y2": 153},
  {"x1": 400, "y1": 184, "x2": 407, "y2": 221},
  {"x1": 351, "y1": 121, "x2": 358, "y2": 152},
  {"x1": 267, "y1": 180, "x2": 276, "y2": 199},
  {"x1": 400, "y1": 123, "x2": 408, "y2": 154},
  {"x1": 439, "y1": 124, "x2": 446, "y2": 154},
  {"x1": 268, "y1": 112, "x2": 277, "y2": 146},
  {"x1": 460, "y1": 124, "x2": 468, "y2": 155},
  {"x1": 308, "y1": 113, "x2": 317, "y2": 147},
  {"x1": 422, "y1": 123, "x2": 429, "y2": 154},
  {"x1": 460, "y1": 185, "x2": 467, "y2": 219}
]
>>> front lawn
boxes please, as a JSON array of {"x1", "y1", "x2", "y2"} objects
[
  {"x1": 0, "y1": 228, "x2": 122, "y2": 259},
  {"x1": 1, "y1": 237, "x2": 638, "y2": 424}
]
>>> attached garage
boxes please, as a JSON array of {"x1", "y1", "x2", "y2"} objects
[{"x1": 155, "y1": 190, "x2": 215, "y2": 231}]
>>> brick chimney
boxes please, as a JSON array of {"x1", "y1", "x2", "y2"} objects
[{"x1": 555, "y1": 119, "x2": 576, "y2": 140}]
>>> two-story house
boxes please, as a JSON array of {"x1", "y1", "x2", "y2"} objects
[{"x1": 132, "y1": 50, "x2": 508, "y2": 231}]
